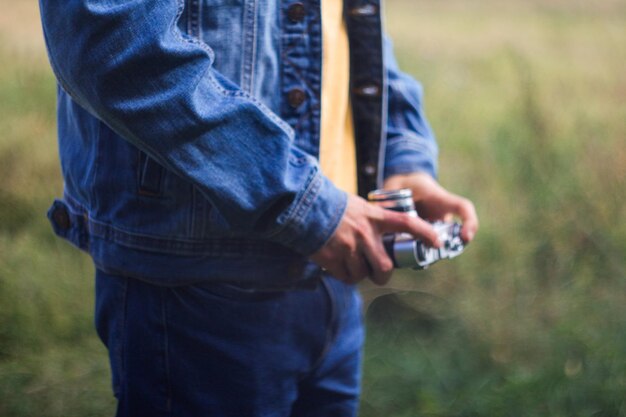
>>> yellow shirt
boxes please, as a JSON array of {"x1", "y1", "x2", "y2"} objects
[{"x1": 319, "y1": 0, "x2": 357, "y2": 195}]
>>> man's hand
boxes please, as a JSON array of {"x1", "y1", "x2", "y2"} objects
[
  {"x1": 384, "y1": 172, "x2": 479, "y2": 243},
  {"x1": 310, "y1": 194, "x2": 441, "y2": 286}
]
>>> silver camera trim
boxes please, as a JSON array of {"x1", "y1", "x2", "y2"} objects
[{"x1": 368, "y1": 189, "x2": 465, "y2": 270}]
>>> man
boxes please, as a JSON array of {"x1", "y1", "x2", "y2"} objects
[{"x1": 40, "y1": 0, "x2": 478, "y2": 415}]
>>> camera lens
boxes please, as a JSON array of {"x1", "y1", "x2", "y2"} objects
[{"x1": 367, "y1": 188, "x2": 417, "y2": 217}]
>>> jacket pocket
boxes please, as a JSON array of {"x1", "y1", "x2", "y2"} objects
[{"x1": 137, "y1": 150, "x2": 164, "y2": 197}]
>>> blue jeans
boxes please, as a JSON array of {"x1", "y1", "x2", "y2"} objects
[{"x1": 95, "y1": 270, "x2": 364, "y2": 417}]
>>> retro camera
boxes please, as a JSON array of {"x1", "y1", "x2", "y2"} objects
[{"x1": 368, "y1": 189, "x2": 465, "y2": 270}]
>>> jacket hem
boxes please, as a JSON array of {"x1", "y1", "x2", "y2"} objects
[{"x1": 48, "y1": 198, "x2": 324, "y2": 288}]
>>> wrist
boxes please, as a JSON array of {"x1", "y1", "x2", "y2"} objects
[{"x1": 383, "y1": 172, "x2": 442, "y2": 201}]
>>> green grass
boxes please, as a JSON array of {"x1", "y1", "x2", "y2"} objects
[
  {"x1": 0, "y1": 36, "x2": 116, "y2": 416},
  {"x1": 360, "y1": 1, "x2": 626, "y2": 416},
  {"x1": 1, "y1": 0, "x2": 625, "y2": 415}
]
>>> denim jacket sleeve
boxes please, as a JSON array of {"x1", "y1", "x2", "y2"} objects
[
  {"x1": 38, "y1": 0, "x2": 347, "y2": 256},
  {"x1": 383, "y1": 36, "x2": 439, "y2": 180}
]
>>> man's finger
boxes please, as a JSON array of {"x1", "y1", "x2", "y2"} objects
[
  {"x1": 452, "y1": 197, "x2": 479, "y2": 242},
  {"x1": 329, "y1": 262, "x2": 353, "y2": 283},
  {"x1": 379, "y1": 210, "x2": 441, "y2": 248},
  {"x1": 345, "y1": 251, "x2": 371, "y2": 284},
  {"x1": 361, "y1": 236, "x2": 393, "y2": 285}
]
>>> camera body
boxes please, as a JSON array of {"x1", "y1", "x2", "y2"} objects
[
  {"x1": 368, "y1": 189, "x2": 465, "y2": 270},
  {"x1": 382, "y1": 221, "x2": 464, "y2": 269}
]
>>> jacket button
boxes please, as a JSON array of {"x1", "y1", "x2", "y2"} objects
[
  {"x1": 287, "y1": 3, "x2": 306, "y2": 22},
  {"x1": 287, "y1": 88, "x2": 306, "y2": 108},
  {"x1": 362, "y1": 163, "x2": 376, "y2": 176},
  {"x1": 349, "y1": 4, "x2": 378, "y2": 17},
  {"x1": 353, "y1": 84, "x2": 381, "y2": 98},
  {"x1": 52, "y1": 206, "x2": 71, "y2": 231}
]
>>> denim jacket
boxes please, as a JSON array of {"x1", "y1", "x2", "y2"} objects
[{"x1": 39, "y1": 0, "x2": 438, "y2": 287}]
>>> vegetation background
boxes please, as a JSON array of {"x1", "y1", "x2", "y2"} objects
[{"x1": 0, "y1": 0, "x2": 624, "y2": 415}]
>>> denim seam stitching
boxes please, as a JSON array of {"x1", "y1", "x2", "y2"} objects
[
  {"x1": 188, "y1": 184, "x2": 197, "y2": 237},
  {"x1": 386, "y1": 141, "x2": 436, "y2": 159},
  {"x1": 299, "y1": 185, "x2": 346, "y2": 254},
  {"x1": 378, "y1": 8, "x2": 389, "y2": 189},
  {"x1": 117, "y1": 277, "x2": 129, "y2": 399},
  {"x1": 306, "y1": 277, "x2": 337, "y2": 375},
  {"x1": 62, "y1": 191, "x2": 243, "y2": 250},
  {"x1": 86, "y1": 226, "x2": 298, "y2": 258},
  {"x1": 241, "y1": 0, "x2": 258, "y2": 93},
  {"x1": 174, "y1": 0, "x2": 213, "y2": 61},
  {"x1": 91, "y1": 121, "x2": 103, "y2": 227},
  {"x1": 160, "y1": 289, "x2": 173, "y2": 414},
  {"x1": 273, "y1": 175, "x2": 346, "y2": 255},
  {"x1": 197, "y1": 0, "x2": 203, "y2": 41},
  {"x1": 265, "y1": 169, "x2": 320, "y2": 240},
  {"x1": 249, "y1": 0, "x2": 258, "y2": 91}
]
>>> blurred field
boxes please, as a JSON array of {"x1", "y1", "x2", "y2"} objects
[{"x1": 1, "y1": 0, "x2": 625, "y2": 416}]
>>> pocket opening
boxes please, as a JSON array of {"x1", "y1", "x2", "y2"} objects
[{"x1": 137, "y1": 151, "x2": 164, "y2": 197}]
